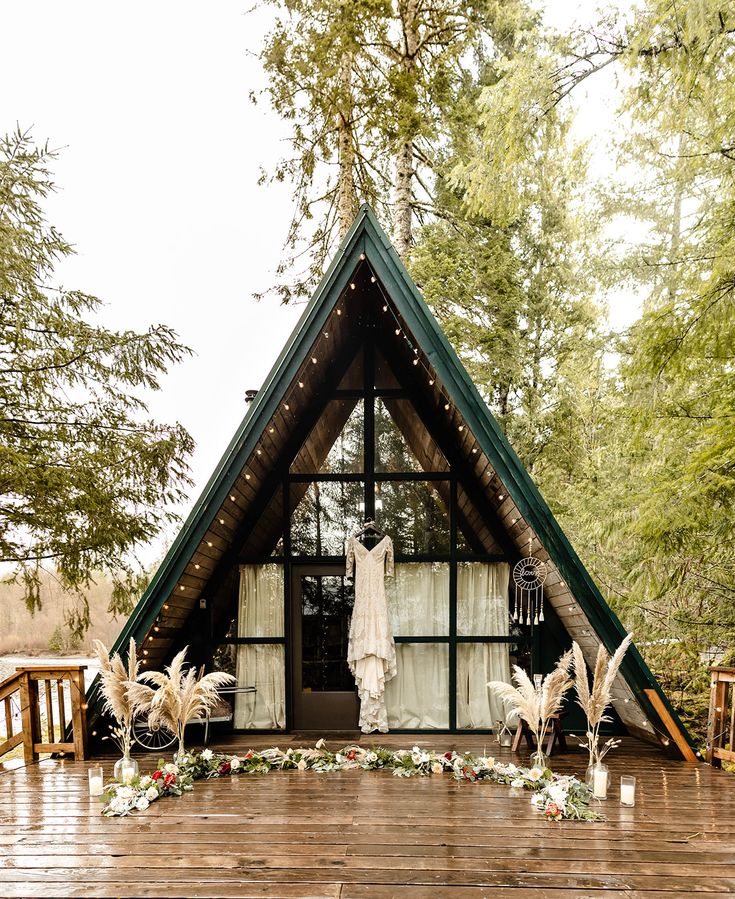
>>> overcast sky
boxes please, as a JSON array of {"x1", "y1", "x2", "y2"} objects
[{"x1": 3, "y1": 1, "x2": 633, "y2": 555}]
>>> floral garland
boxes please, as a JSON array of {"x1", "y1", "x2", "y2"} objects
[{"x1": 99, "y1": 741, "x2": 603, "y2": 822}]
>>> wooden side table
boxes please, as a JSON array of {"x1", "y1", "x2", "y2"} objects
[{"x1": 511, "y1": 713, "x2": 568, "y2": 756}]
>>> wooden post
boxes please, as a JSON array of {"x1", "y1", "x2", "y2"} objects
[
  {"x1": 19, "y1": 673, "x2": 39, "y2": 764},
  {"x1": 69, "y1": 669, "x2": 88, "y2": 760}
]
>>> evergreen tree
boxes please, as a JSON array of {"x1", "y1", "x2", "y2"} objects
[{"x1": 0, "y1": 130, "x2": 194, "y2": 635}]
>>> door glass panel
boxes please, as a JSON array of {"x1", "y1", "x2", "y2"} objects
[
  {"x1": 301, "y1": 575, "x2": 354, "y2": 691},
  {"x1": 385, "y1": 643, "x2": 449, "y2": 728},
  {"x1": 387, "y1": 563, "x2": 449, "y2": 636},
  {"x1": 377, "y1": 481, "x2": 450, "y2": 554},
  {"x1": 290, "y1": 481, "x2": 364, "y2": 555},
  {"x1": 375, "y1": 398, "x2": 448, "y2": 473},
  {"x1": 291, "y1": 400, "x2": 364, "y2": 474}
]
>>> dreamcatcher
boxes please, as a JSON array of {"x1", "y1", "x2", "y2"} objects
[{"x1": 512, "y1": 540, "x2": 547, "y2": 626}]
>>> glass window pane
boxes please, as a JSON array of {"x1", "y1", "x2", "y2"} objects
[
  {"x1": 457, "y1": 562, "x2": 510, "y2": 636},
  {"x1": 239, "y1": 487, "x2": 284, "y2": 558},
  {"x1": 385, "y1": 643, "x2": 449, "y2": 728},
  {"x1": 290, "y1": 481, "x2": 364, "y2": 555},
  {"x1": 378, "y1": 481, "x2": 450, "y2": 555},
  {"x1": 301, "y1": 575, "x2": 355, "y2": 691},
  {"x1": 456, "y1": 485, "x2": 503, "y2": 555},
  {"x1": 291, "y1": 399, "x2": 364, "y2": 474},
  {"x1": 238, "y1": 564, "x2": 284, "y2": 637},
  {"x1": 233, "y1": 645, "x2": 285, "y2": 729},
  {"x1": 456, "y1": 643, "x2": 511, "y2": 729},
  {"x1": 387, "y1": 563, "x2": 449, "y2": 636},
  {"x1": 375, "y1": 398, "x2": 448, "y2": 473}
]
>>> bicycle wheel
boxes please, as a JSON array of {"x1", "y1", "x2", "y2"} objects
[{"x1": 133, "y1": 716, "x2": 177, "y2": 750}]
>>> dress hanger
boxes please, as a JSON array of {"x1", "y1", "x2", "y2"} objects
[{"x1": 353, "y1": 519, "x2": 384, "y2": 539}]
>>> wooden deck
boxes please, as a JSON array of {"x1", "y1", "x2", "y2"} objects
[{"x1": 1, "y1": 735, "x2": 734, "y2": 898}]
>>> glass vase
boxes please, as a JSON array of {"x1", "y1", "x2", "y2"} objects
[
  {"x1": 590, "y1": 762, "x2": 609, "y2": 800},
  {"x1": 530, "y1": 749, "x2": 547, "y2": 770},
  {"x1": 114, "y1": 755, "x2": 139, "y2": 785}
]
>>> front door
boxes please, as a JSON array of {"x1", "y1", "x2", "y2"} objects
[{"x1": 291, "y1": 565, "x2": 359, "y2": 730}]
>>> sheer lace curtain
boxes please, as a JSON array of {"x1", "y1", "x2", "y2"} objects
[
  {"x1": 234, "y1": 564, "x2": 286, "y2": 729},
  {"x1": 385, "y1": 564, "x2": 449, "y2": 728},
  {"x1": 456, "y1": 562, "x2": 511, "y2": 728}
]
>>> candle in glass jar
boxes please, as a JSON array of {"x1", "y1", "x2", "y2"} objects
[
  {"x1": 120, "y1": 761, "x2": 136, "y2": 785},
  {"x1": 592, "y1": 767, "x2": 608, "y2": 799},
  {"x1": 88, "y1": 767, "x2": 104, "y2": 796},
  {"x1": 620, "y1": 775, "x2": 636, "y2": 806}
]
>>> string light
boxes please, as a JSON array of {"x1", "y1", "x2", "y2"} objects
[
  {"x1": 311, "y1": 357, "x2": 317, "y2": 364},
  {"x1": 269, "y1": 427, "x2": 275, "y2": 433},
  {"x1": 180, "y1": 585, "x2": 186, "y2": 591},
  {"x1": 219, "y1": 518, "x2": 225, "y2": 525},
  {"x1": 444, "y1": 402, "x2": 450, "y2": 411},
  {"x1": 458, "y1": 425, "x2": 464, "y2": 432},
  {"x1": 257, "y1": 449, "x2": 262, "y2": 455},
  {"x1": 154, "y1": 626, "x2": 160, "y2": 632},
  {"x1": 284, "y1": 403, "x2": 290, "y2": 410},
  {"x1": 245, "y1": 473, "x2": 251, "y2": 480},
  {"x1": 370, "y1": 275, "x2": 376, "y2": 283},
  {"x1": 194, "y1": 564, "x2": 200, "y2": 570},
  {"x1": 412, "y1": 358, "x2": 419, "y2": 366},
  {"x1": 350, "y1": 282, "x2": 356, "y2": 290},
  {"x1": 206, "y1": 541, "x2": 213, "y2": 547},
  {"x1": 230, "y1": 495, "x2": 236, "y2": 501},
  {"x1": 298, "y1": 381, "x2": 304, "y2": 388},
  {"x1": 383, "y1": 305, "x2": 388, "y2": 312},
  {"x1": 337, "y1": 309, "x2": 342, "y2": 315},
  {"x1": 143, "y1": 650, "x2": 149, "y2": 656},
  {"x1": 163, "y1": 604, "x2": 170, "y2": 610},
  {"x1": 395, "y1": 328, "x2": 400, "y2": 336},
  {"x1": 498, "y1": 494, "x2": 505, "y2": 501},
  {"x1": 472, "y1": 447, "x2": 478, "y2": 454},
  {"x1": 429, "y1": 379, "x2": 434, "y2": 386}
]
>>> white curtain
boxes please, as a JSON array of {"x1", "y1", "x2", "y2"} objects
[
  {"x1": 386, "y1": 562, "x2": 448, "y2": 636},
  {"x1": 385, "y1": 643, "x2": 449, "y2": 729},
  {"x1": 384, "y1": 563, "x2": 449, "y2": 728},
  {"x1": 456, "y1": 562, "x2": 512, "y2": 728},
  {"x1": 234, "y1": 565, "x2": 286, "y2": 729}
]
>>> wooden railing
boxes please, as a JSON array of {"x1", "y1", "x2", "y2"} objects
[
  {"x1": 706, "y1": 666, "x2": 735, "y2": 768},
  {"x1": 0, "y1": 666, "x2": 88, "y2": 764}
]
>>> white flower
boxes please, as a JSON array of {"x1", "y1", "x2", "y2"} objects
[
  {"x1": 510, "y1": 778, "x2": 526, "y2": 788},
  {"x1": 366, "y1": 751, "x2": 378, "y2": 763},
  {"x1": 116, "y1": 786, "x2": 135, "y2": 800},
  {"x1": 431, "y1": 761, "x2": 443, "y2": 775},
  {"x1": 139, "y1": 776, "x2": 152, "y2": 789},
  {"x1": 411, "y1": 752, "x2": 423, "y2": 765},
  {"x1": 164, "y1": 763, "x2": 178, "y2": 774},
  {"x1": 531, "y1": 793, "x2": 545, "y2": 808},
  {"x1": 230, "y1": 756, "x2": 241, "y2": 770},
  {"x1": 201, "y1": 748, "x2": 213, "y2": 761},
  {"x1": 297, "y1": 759, "x2": 307, "y2": 771},
  {"x1": 135, "y1": 796, "x2": 150, "y2": 811},
  {"x1": 477, "y1": 757, "x2": 495, "y2": 770},
  {"x1": 145, "y1": 786, "x2": 159, "y2": 801},
  {"x1": 108, "y1": 796, "x2": 128, "y2": 814},
  {"x1": 315, "y1": 738, "x2": 325, "y2": 750},
  {"x1": 527, "y1": 767, "x2": 544, "y2": 782}
]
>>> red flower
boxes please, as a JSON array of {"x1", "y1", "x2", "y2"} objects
[
  {"x1": 244, "y1": 750, "x2": 253, "y2": 760},
  {"x1": 545, "y1": 802, "x2": 561, "y2": 819},
  {"x1": 444, "y1": 751, "x2": 453, "y2": 761},
  {"x1": 462, "y1": 766, "x2": 469, "y2": 776},
  {"x1": 151, "y1": 771, "x2": 163, "y2": 781},
  {"x1": 346, "y1": 750, "x2": 357, "y2": 761},
  {"x1": 219, "y1": 762, "x2": 231, "y2": 775},
  {"x1": 163, "y1": 772, "x2": 177, "y2": 789}
]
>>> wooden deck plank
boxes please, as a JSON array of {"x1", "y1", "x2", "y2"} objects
[{"x1": 0, "y1": 736, "x2": 732, "y2": 897}]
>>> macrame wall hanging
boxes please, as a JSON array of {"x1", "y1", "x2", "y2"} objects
[{"x1": 512, "y1": 540, "x2": 548, "y2": 626}]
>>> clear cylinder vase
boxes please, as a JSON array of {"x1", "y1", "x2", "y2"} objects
[
  {"x1": 114, "y1": 755, "x2": 139, "y2": 785},
  {"x1": 590, "y1": 762, "x2": 609, "y2": 800},
  {"x1": 530, "y1": 749, "x2": 548, "y2": 770}
]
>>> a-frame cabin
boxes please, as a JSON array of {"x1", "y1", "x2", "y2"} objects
[{"x1": 89, "y1": 206, "x2": 696, "y2": 758}]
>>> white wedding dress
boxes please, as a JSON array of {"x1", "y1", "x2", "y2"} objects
[{"x1": 346, "y1": 534, "x2": 397, "y2": 733}]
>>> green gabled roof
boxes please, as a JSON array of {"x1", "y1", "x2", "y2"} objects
[{"x1": 89, "y1": 204, "x2": 697, "y2": 759}]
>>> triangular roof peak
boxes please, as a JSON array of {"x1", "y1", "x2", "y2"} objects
[{"x1": 90, "y1": 206, "x2": 696, "y2": 760}]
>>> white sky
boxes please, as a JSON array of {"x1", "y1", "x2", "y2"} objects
[{"x1": 2, "y1": 1, "x2": 639, "y2": 556}]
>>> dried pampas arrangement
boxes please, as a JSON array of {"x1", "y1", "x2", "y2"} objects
[
  {"x1": 93, "y1": 638, "x2": 140, "y2": 758},
  {"x1": 488, "y1": 650, "x2": 573, "y2": 767},
  {"x1": 572, "y1": 634, "x2": 633, "y2": 768},
  {"x1": 127, "y1": 646, "x2": 235, "y2": 759}
]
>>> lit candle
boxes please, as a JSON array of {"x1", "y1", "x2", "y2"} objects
[
  {"x1": 620, "y1": 775, "x2": 636, "y2": 806},
  {"x1": 592, "y1": 767, "x2": 608, "y2": 800},
  {"x1": 120, "y1": 760, "x2": 137, "y2": 785},
  {"x1": 88, "y1": 767, "x2": 104, "y2": 796}
]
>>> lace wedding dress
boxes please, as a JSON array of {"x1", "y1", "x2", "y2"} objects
[{"x1": 346, "y1": 534, "x2": 397, "y2": 733}]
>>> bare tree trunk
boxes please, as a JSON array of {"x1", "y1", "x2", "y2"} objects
[
  {"x1": 336, "y1": 47, "x2": 357, "y2": 239},
  {"x1": 393, "y1": 0, "x2": 419, "y2": 258}
]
